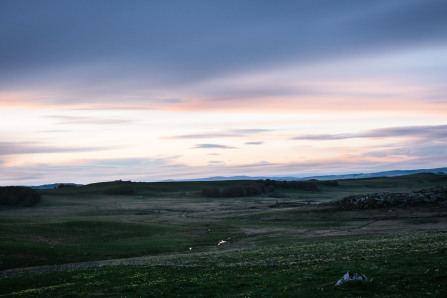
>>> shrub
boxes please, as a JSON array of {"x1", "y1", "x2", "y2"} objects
[
  {"x1": 289, "y1": 180, "x2": 318, "y2": 191},
  {"x1": 202, "y1": 185, "x2": 263, "y2": 198},
  {"x1": 201, "y1": 187, "x2": 222, "y2": 198},
  {"x1": 320, "y1": 180, "x2": 339, "y2": 186},
  {"x1": 103, "y1": 186, "x2": 134, "y2": 195},
  {"x1": 266, "y1": 185, "x2": 276, "y2": 193},
  {"x1": 257, "y1": 179, "x2": 319, "y2": 191},
  {"x1": 57, "y1": 184, "x2": 77, "y2": 189}
]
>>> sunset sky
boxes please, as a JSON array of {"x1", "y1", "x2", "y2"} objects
[{"x1": 1, "y1": 0, "x2": 447, "y2": 185}]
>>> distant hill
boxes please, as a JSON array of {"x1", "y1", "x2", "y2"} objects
[
  {"x1": 13, "y1": 167, "x2": 447, "y2": 187},
  {"x1": 300, "y1": 167, "x2": 447, "y2": 181},
  {"x1": 180, "y1": 167, "x2": 447, "y2": 182},
  {"x1": 27, "y1": 183, "x2": 83, "y2": 190}
]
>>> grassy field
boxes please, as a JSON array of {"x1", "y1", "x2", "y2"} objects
[{"x1": 1, "y1": 173, "x2": 447, "y2": 297}]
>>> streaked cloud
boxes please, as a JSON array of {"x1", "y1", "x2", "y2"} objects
[
  {"x1": 1, "y1": 1, "x2": 447, "y2": 110},
  {"x1": 292, "y1": 125, "x2": 447, "y2": 141},
  {"x1": 164, "y1": 129, "x2": 272, "y2": 140},
  {"x1": 2, "y1": 1, "x2": 447, "y2": 87},
  {"x1": 192, "y1": 144, "x2": 237, "y2": 149},
  {"x1": 362, "y1": 141, "x2": 447, "y2": 158},
  {"x1": 0, "y1": 141, "x2": 113, "y2": 156},
  {"x1": 47, "y1": 115, "x2": 134, "y2": 125},
  {"x1": 1, "y1": 1, "x2": 446, "y2": 185},
  {"x1": 0, "y1": 157, "x2": 182, "y2": 185}
]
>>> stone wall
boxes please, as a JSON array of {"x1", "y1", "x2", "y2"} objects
[{"x1": 331, "y1": 187, "x2": 447, "y2": 210}]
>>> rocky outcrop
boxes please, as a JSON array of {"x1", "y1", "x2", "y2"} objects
[{"x1": 331, "y1": 187, "x2": 447, "y2": 210}]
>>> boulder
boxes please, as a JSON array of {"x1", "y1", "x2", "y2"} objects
[{"x1": 335, "y1": 272, "x2": 368, "y2": 286}]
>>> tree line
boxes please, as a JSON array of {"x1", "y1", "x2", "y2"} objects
[
  {"x1": 0, "y1": 186, "x2": 41, "y2": 207},
  {"x1": 103, "y1": 185, "x2": 134, "y2": 195},
  {"x1": 202, "y1": 184, "x2": 263, "y2": 198},
  {"x1": 201, "y1": 179, "x2": 332, "y2": 198},
  {"x1": 261, "y1": 179, "x2": 319, "y2": 191}
]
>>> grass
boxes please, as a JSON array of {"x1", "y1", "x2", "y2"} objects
[
  {"x1": 0, "y1": 173, "x2": 446, "y2": 296},
  {"x1": 0, "y1": 218, "x2": 242, "y2": 270},
  {"x1": 1, "y1": 232, "x2": 446, "y2": 297}
]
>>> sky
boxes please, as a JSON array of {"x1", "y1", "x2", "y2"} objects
[{"x1": 1, "y1": 0, "x2": 447, "y2": 185}]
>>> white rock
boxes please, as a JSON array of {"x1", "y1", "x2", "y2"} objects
[{"x1": 335, "y1": 272, "x2": 368, "y2": 286}]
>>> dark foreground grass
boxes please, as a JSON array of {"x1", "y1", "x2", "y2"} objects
[
  {"x1": 1, "y1": 232, "x2": 446, "y2": 297},
  {"x1": 0, "y1": 219, "x2": 241, "y2": 270}
]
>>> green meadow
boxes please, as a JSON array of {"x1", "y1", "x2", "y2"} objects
[{"x1": 1, "y1": 173, "x2": 447, "y2": 297}]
